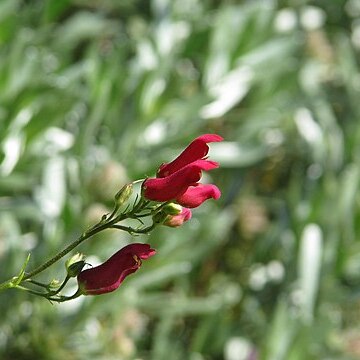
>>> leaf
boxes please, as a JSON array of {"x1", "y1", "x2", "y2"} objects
[{"x1": 13, "y1": 253, "x2": 31, "y2": 285}]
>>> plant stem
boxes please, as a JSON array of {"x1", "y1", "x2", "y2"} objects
[
  {"x1": 110, "y1": 223, "x2": 156, "y2": 234},
  {"x1": 0, "y1": 279, "x2": 13, "y2": 291},
  {"x1": 47, "y1": 289, "x2": 82, "y2": 302},
  {"x1": 22, "y1": 220, "x2": 115, "y2": 281},
  {"x1": 25, "y1": 279, "x2": 51, "y2": 289},
  {"x1": 16, "y1": 285, "x2": 81, "y2": 303},
  {"x1": 0, "y1": 194, "x2": 153, "y2": 292},
  {"x1": 49, "y1": 276, "x2": 70, "y2": 295},
  {"x1": 15, "y1": 285, "x2": 50, "y2": 297}
]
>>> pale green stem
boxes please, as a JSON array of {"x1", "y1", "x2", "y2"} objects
[
  {"x1": 110, "y1": 223, "x2": 156, "y2": 234},
  {"x1": 46, "y1": 289, "x2": 82, "y2": 303},
  {"x1": 22, "y1": 219, "x2": 119, "y2": 281},
  {"x1": 0, "y1": 193, "x2": 154, "y2": 292},
  {"x1": 48, "y1": 275, "x2": 70, "y2": 296},
  {"x1": 25, "y1": 279, "x2": 51, "y2": 289}
]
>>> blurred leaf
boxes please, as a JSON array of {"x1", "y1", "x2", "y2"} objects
[
  {"x1": 261, "y1": 299, "x2": 299, "y2": 360},
  {"x1": 298, "y1": 223, "x2": 323, "y2": 323}
]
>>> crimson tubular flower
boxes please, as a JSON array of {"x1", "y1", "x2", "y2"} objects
[
  {"x1": 77, "y1": 243, "x2": 156, "y2": 295},
  {"x1": 143, "y1": 134, "x2": 223, "y2": 207}
]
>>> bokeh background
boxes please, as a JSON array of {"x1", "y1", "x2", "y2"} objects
[{"x1": 1, "y1": 0, "x2": 360, "y2": 359}]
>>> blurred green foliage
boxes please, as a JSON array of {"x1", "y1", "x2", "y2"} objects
[{"x1": 1, "y1": 0, "x2": 360, "y2": 359}]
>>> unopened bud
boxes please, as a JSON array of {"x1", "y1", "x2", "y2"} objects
[
  {"x1": 163, "y1": 207, "x2": 192, "y2": 227},
  {"x1": 161, "y1": 203, "x2": 182, "y2": 215},
  {"x1": 65, "y1": 253, "x2": 86, "y2": 278},
  {"x1": 152, "y1": 203, "x2": 183, "y2": 224},
  {"x1": 115, "y1": 183, "x2": 133, "y2": 206}
]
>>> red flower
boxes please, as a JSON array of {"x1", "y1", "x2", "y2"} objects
[
  {"x1": 164, "y1": 207, "x2": 192, "y2": 227},
  {"x1": 157, "y1": 134, "x2": 223, "y2": 177},
  {"x1": 143, "y1": 159, "x2": 218, "y2": 202},
  {"x1": 176, "y1": 184, "x2": 221, "y2": 208},
  {"x1": 142, "y1": 134, "x2": 223, "y2": 204},
  {"x1": 77, "y1": 243, "x2": 156, "y2": 295}
]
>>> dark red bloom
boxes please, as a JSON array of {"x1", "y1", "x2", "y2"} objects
[
  {"x1": 157, "y1": 134, "x2": 223, "y2": 178},
  {"x1": 164, "y1": 207, "x2": 192, "y2": 227},
  {"x1": 143, "y1": 159, "x2": 218, "y2": 202},
  {"x1": 77, "y1": 243, "x2": 156, "y2": 295},
  {"x1": 142, "y1": 133, "x2": 222, "y2": 206},
  {"x1": 176, "y1": 184, "x2": 221, "y2": 208}
]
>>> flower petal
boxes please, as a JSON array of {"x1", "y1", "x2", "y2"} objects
[
  {"x1": 143, "y1": 159, "x2": 219, "y2": 202},
  {"x1": 157, "y1": 134, "x2": 223, "y2": 177},
  {"x1": 77, "y1": 243, "x2": 156, "y2": 295},
  {"x1": 176, "y1": 183, "x2": 221, "y2": 208}
]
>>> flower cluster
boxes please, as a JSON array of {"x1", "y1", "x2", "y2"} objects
[
  {"x1": 0, "y1": 134, "x2": 222, "y2": 301},
  {"x1": 143, "y1": 134, "x2": 222, "y2": 221},
  {"x1": 76, "y1": 134, "x2": 222, "y2": 297}
]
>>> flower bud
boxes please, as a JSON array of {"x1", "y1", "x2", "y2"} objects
[
  {"x1": 115, "y1": 183, "x2": 133, "y2": 206},
  {"x1": 163, "y1": 207, "x2": 192, "y2": 227},
  {"x1": 161, "y1": 203, "x2": 182, "y2": 215},
  {"x1": 152, "y1": 203, "x2": 183, "y2": 225},
  {"x1": 65, "y1": 253, "x2": 86, "y2": 278}
]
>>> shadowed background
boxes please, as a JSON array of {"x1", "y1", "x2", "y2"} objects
[{"x1": 1, "y1": 0, "x2": 360, "y2": 359}]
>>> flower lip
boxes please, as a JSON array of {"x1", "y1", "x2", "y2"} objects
[
  {"x1": 157, "y1": 134, "x2": 223, "y2": 178},
  {"x1": 176, "y1": 183, "x2": 221, "y2": 208},
  {"x1": 77, "y1": 243, "x2": 156, "y2": 295}
]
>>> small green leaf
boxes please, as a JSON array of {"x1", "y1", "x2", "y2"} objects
[{"x1": 13, "y1": 253, "x2": 31, "y2": 285}]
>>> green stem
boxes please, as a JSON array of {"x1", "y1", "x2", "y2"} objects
[
  {"x1": 22, "y1": 220, "x2": 117, "y2": 281},
  {"x1": 0, "y1": 193, "x2": 153, "y2": 293},
  {"x1": 25, "y1": 279, "x2": 51, "y2": 289},
  {"x1": 135, "y1": 212, "x2": 153, "y2": 218},
  {"x1": 16, "y1": 284, "x2": 81, "y2": 303},
  {"x1": 0, "y1": 279, "x2": 13, "y2": 291},
  {"x1": 152, "y1": 201, "x2": 171, "y2": 213},
  {"x1": 47, "y1": 289, "x2": 82, "y2": 303},
  {"x1": 15, "y1": 285, "x2": 49, "y2": 297},
  {"x1": 23, "y1": 275, "x2": 71, "y2": 297},
  {"x1": 49, "y1": 276, "x2": 70, "y2": 296},
  {"x1": 110, "y1": 223, "x2": 156, "y2": 234},
  {"x1": 107, "y1": 203, "x2": 120, "y2": 222},
  {"x1": 131, "y1": 198, "x2": 149, "y2": 214}
]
